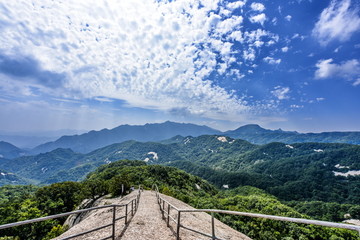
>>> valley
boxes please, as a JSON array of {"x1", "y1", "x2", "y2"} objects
[{"x1": 0, "y1": 122, "x2": 359, "y2": 239}]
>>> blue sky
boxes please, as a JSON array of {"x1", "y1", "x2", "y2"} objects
[{"x1": 0, "y1": 0, "x2": 359, "y2": 133}]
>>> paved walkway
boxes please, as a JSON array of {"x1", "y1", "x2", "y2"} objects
[
  {"x1": 54, "y1": 190, "x2": 251, "y2": 240},
  {"x1": 119, "y1": 191, "x2": 175, "y2": 239}
]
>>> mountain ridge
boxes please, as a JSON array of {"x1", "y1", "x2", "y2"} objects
[
  {"x1": 29, "y1": 122, "x2": 360, "y2": 155},
  {"x1": 31, "y1": 121, "x2": 221, "y2": 154},
  {"x1": 1, "y1": 135, "x2": 359, "y2": 204},
  {"x1": 0, "y1": 141, "x2": 27, "y2": 159}
]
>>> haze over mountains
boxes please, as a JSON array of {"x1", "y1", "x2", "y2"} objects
[
  {"x1": 31, "y1": 121, "x2": 360, "y2": 154},
  {"x1": 1, "y1": 134, "x2": 359, "y2": 204},
  {"x1": 31, "y1": 121, "x2": 221, "y2": 154},
  {"x1": 1, "y1": 121, "x2": 360, "y2": 157}
]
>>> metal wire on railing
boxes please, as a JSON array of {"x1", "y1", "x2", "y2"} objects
[
  {"x1": 152, "y1": 184, "x2": 360, "y2": 240},
  {"x1": 0, "y1": 186, "x2": 142, "y2": 240}
]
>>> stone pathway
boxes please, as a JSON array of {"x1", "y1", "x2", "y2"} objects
[
  {"x1": 54, "y1": 190, "x2": 251, "y2": 240},
  {"x1": 118, "y1": 191, "x2": 175, "y2": 239}
]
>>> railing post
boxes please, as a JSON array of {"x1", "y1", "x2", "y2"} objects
[
  {"x1": 211, "y1": 212, "x2": 215, "y2": 239},
  {"x1": 177, "y1": 211, "x2": 181, "y2": 240},
  {"x1": 112, "y1": 206, "x2": 116, "y2": 240},
  {"x1": 125, "y1": 204, "x2": 128, "y2": 224},
  {"x1": 162, "y1": 200, "x2": 165, "y2": 219},
  {"x1": 131, "y1": 200, "x2": 134, "y2": 216},
  {"x1": 167, "y1": 204, "x2": 170, "y2": 227},
  {"x1": 134, "y1": 199, "x2": 137, "y2": 212}
]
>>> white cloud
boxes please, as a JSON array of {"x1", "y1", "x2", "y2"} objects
[
  {"x1": 292, "y1": 33, "x2": 300, "y2": 39},
  {"x1": 334, "y1": 46, "x2": 341, "y2": 53},
  {"x1": 228, "y1": 31, "x2": 243, "y2": 42},
  {"x1": 0, "y1": 0, "x2": 261, "y2": 122},
  {"x1": 226, "y1": 1, "x2": 246, "y2": 10},
  {"x1": 290, "y1": 104, "x2": 303, "y2": 109},
  {"x1": 94, "y1": 97, "x2": 114, "y2": 102},
  {"x1": 250, "y1": 3, "x2": 265, "y2": 12},
  {"x1": 264, "y1": 56, "x2": 281, "y2": 65},
  {"x1": 354, "y1": 78, "x2": 360, "y2": 86},
  {"x1": 272, "y1": 17, "x2": 278, "y2": 25},
  {"x1": 285, "y1": 15, "x2": 292, "y2": 21},
  {"x1": 316, "y1": 97, "x2": 325, "y2": 101},
  {"x1": 253, "y1": 40, "x2": 264, "y2": 48},
  {"x1": 249, "y1": 13, "x2": 267, "y2": 25},
  {"x1": 216, "y1": 16, "x2": 243, "y2": 35},
  {"x1": 228, "y1": 69, "x2": 245, "y2": 79},
  {"x1": 0, "y1": 0, "x2": 285, "y2": 125},
  {"x1": 315, "y1": 58, "x2": 360, "y2": 85},
  {"x1": 243, "y1": 48, "x2": 256, "y2": 61},
  {"x1": 312, "y1": 0, "x2": 360, "y2": 45},
  {"x1": 281, "y1": 47, "x2": 289, "y2": 52},
  {"x1": 272, "y1": 86, "x2": 290, "y2": 100}
]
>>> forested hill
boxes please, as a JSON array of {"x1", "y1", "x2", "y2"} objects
[
  {"x1": 0, "y1": 160, "x2": 358, "y2": 240},
  {"x1": 225, "y1": 124, "x2": 360, "y2": 145},
  {"x1": 28, "y1": 122, "x2": 360, "y2": 155},
  {"x1": 0, "y1": 141, "x2": 26, "y2": 159},
  {"x1": 0, "y1": 169, "x2": 28, "y2": 186},
  {"x1": 1, "y1": 135, "x2": 359, "y2": 205}
]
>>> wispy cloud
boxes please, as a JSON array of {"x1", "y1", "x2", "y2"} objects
[
  {"x1": 264, "y1": 56, "x2": 281, "y2": 65},
  {"x1": 0, "y1": 0, "x2": 283, "y2": 123},
  {"x1": 312, "y1": 0, "x2": 360, "y2": 45},
  {"x1": 249, "y1": 13, "x2": 267, "y2": 25},
  {"x1": 271, "y1": 86, "x2": 290, "y2": 100},
  {"x1": 250, "y1": 3, "x2": 265, "y2": 12},
  {"x1": 315, "y1": 58, "x2": 360, "y2": 85},
  {"x1": 281, "y1": 47, "x2": 289, "y2": 52}
]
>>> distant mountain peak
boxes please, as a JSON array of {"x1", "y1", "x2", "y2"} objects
[
  {"x1": 32, "y1": 121, "x2": 221, "y2": 154},
  {"x1": 230, "y1": 124, "x2": 268, "y2": 134}
]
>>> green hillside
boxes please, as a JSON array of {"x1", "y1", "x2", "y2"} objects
[
  {"x1": 225, "y1": 124, "x2": 360, "y2": 145},
  {"x1": 0, "y1": 135, "x2": 359, "y2": 206},
  {"x1": 0, "y1": 160, "x2": 358, "y2": 240},
  {"x1": 0, "y1": 169, "x2": 29, "y2": 186}
]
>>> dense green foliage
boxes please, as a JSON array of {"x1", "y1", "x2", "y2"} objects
[
  {"x1": 205, "y1": 187, "x2": 358, "y2": 240},
  {"x1": 0, "y1": 160, "x2": 216, "y2": 239},
  {"x1": 286, "y1": 201, "x2": 360, "y2": 222},
  {"x1": 0, "y1": 148, "x2": 85, "y2": 184},
  {"x1": 86, "y1": 160, "x2": 217, "y2": 200},
  {"x1": 0, "y1": 183, "x2": 75, "y2": 240},
  {"x1": 1, "y1": 135, "x2": 359, "y2": 207},
  {"x1": 0, "y1": 160, "x2": 358, "y2": 240}
]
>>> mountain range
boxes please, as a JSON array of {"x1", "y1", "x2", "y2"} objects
[
  {"x1": 31, "y1": 121, "x2": 221, "y2": 154},
  {"x1": 0, "y1": 141, "x2": 27, "y2": 159},
  {"x1": 225, "y1": 124, "x2": 360, "y2": 145},
  {"x1": 1, "y1": 134, "x2": 359, "y2": 204},
  {"x1": 1, "y1": 122, "x2": 359, "y2": 157}
]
